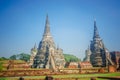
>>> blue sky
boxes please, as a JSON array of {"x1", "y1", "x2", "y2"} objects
[{"x1": 0, "y1": 0, "x2": 120, "y2": 60}]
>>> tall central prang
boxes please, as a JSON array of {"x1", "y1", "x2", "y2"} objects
[{"x1": 32, "y1": 15, "x2": 65, "y2": 70}]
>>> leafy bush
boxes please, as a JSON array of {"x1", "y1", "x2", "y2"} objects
[
  {"x1": 0, "y1": 57, "x2": 9, "y2": 61},
  {"x1": 0, "y1": 62, "x2": 3, "y2": 70}
]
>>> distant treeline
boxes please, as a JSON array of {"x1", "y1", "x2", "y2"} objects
[
  {"x1": 0, "y1": 53, "x2": 80, "y2": 62},
  {"x1": 0, "y1": 53, "x2": 30, "y2": 62}
]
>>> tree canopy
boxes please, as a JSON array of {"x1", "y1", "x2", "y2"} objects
[
  {"x1": 63, "y1": 54, "x2": 80, "y2": 62},
  {"x1": 9, "y1": 53, "x2": 30, "y2": 62},
  {"x1": 0, "y1": 57, "x2": 9, "y2": 61}
]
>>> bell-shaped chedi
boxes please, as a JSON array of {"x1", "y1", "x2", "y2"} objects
[
  {"x1": 32, "y1": 15, "x2": 65, "y2": 70},
  {"x1": 90, "y1": 20, "x2": 113, "y2": 67}
]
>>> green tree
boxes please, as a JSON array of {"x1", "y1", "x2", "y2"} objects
[
  {"x1": 0, "y1": 62, "x2": 3, "y2": 71},
  {"x1": 0, "y1": 57, "x2": 8, "y2": 61},
  {"x1": 9, "y1": 53, "x2": 30, "y2": 62},
  {"x1": 18, "y1": 53, "x2": 30, "y2": 62},
  {"x1": 63, "y1": 54, "x2": 80, "y2": 62},
  {"x1": 9, "y1": 55, "x2": 17, "y2": 60}
]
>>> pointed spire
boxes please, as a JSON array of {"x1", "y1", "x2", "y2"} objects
[
  {"x1": 57, "y1": 44, "x2": 59, "y2": 50},
  {"x1": 34, "y1": 43, "x2": 37, "y2": 49},
  {"x1": 88, "y1": 45, "x2": 91, "y2": 54},
  {"x1": 88, "y1": 45, "x2": 90, "y2": 50},
  {"x1": 93, "y1": 20, "x2": 100, "y2": 39},
  {"x1": 43, "y1": 14, "x2": 51, "y2": 37}
]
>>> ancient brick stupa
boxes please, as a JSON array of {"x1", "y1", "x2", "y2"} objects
[
  {"x1": 83, "y1": 46, "x2": 91, "y2": 62},
  {"x1": 90, "y1": 21, "x2": 113, "y2": 67},
  {"x1": 31, "y1": 15, "x2": 65, "y2": 70}
]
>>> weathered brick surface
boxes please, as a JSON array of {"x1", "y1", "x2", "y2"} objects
[
  {"x1": 108, "y1": 65, "x2": 116, "y2": 72},
  {"x1": 0, "y1": 69, "x2": 52, "y2": 77}
]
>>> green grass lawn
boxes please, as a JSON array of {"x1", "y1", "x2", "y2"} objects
[{"x1": 0, "y1": 72, "x2": 120, "y2": 80}]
